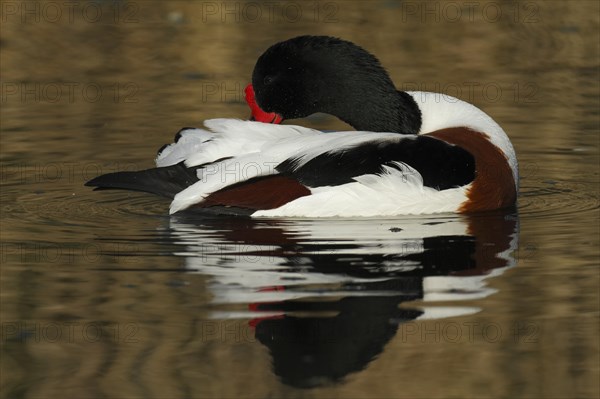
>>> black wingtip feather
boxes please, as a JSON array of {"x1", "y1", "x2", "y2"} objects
[{"x1": 85, "y1": 162, "x2": 200, "y2": 199}]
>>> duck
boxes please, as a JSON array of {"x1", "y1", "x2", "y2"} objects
[{"x1": 86, "y1": 35, "x2": 518, "y2": 217}]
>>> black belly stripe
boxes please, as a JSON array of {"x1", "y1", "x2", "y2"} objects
[{"x1": 276, "y1": 136, "x2": 475, "y2": 190}]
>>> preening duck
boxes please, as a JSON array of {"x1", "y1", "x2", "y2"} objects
[{"x1": 86, "y1": 35, "x2": 518, "y2": 217}]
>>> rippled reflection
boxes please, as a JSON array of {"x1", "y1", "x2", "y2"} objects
[{"x1": 163, "y1": 211, "x2": 518, "y2": 387}]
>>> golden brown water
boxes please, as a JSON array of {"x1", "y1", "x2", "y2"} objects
[{"x1": 1, "y1": 1, "x2": 599, "y2": 398}]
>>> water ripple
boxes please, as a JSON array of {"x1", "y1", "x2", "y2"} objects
[{"x1": 518, "y1": 181, "x2": 599, "y2": 219}]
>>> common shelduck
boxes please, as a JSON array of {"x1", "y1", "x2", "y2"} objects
[{"x1": 86, "y1": 36, "x2": 518, "y2": 217}]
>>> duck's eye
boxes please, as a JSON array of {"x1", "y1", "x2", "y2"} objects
[{"x1": 263, "y1": 75, "x2": 274, "y2": 86}]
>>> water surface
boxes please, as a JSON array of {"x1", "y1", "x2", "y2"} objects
[{"x1": 1, "y1": 1, "x2": 599, "y2": 398}]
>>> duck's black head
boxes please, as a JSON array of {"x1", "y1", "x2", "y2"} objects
[{"x1": 246, "y1": 35, "x2": 421, "y2": 134}]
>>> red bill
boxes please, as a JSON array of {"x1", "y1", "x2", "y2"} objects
[{"x1": 245, "y1": 84, "x2": 283, "y2": 124}]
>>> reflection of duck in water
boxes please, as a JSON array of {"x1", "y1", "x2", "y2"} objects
[
  {"x1": 87, "y1": 36, "x2": 518, "y2": 216},
  {"x1": 167, "y1": 211, "x2": 519, "y2": 388}
]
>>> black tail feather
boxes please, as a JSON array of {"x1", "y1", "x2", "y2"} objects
[{"x1": 85, "y1": 162, "x2": 199, "y2": 199}]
